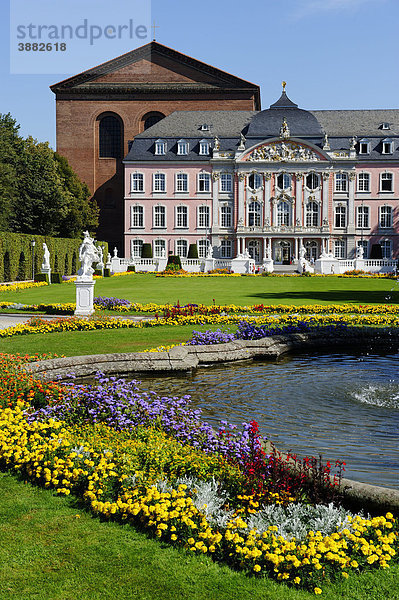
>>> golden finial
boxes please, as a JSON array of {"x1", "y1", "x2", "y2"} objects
[{"x1": 282, "y1": 81, "x2": 287, "y2": 92}]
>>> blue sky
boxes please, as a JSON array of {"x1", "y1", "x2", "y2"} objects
[{"x1": 1, "y1": 0, "x2": 398, "y2": 148}]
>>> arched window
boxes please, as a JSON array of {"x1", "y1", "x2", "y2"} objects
[
  {"x1": 248, "y1": 201, "x2": 261, "y2": 226},
  {"x1": 305, "y1": 201, "x2": 319, "y2": 227},
  {"x1": 142, "y1": 112, "x2": 165, "y2": 131},
  {"x1": 99, "y1": 115, "x2": 122, "y2": 158},
  {"x1": 276, "y1": 173, "x2": 291, "y2": 190},
  {"x1": 248, "y1": 173, "x2": 262, "y2": 189},
  {"x1": 277, "y1": 201, "x2": 290, "y2": 226},
  {"x1": 306, "y1": 173, "x2": 319, "y2": 190}
]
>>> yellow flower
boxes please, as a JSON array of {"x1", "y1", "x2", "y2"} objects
[
  {"x1": 342, "y1": 572, "x2": 349, "y2": 579},
  {"x1": 293, "y1": 577, "x2": 301, "y2": 584},
  {"x1": 314, "y1": 588, "x2": 322, "y2": 595},
  {"x1": 253, "y1": 564, "x2": 261, "y2": 573}
]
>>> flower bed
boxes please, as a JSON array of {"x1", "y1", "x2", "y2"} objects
[{"x1": 0, "y1": 354, "x2": 397, "y2": 595}]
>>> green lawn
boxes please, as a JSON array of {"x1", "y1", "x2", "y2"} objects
[
  {"x1": 2, "y1": 273, "x2": 398, "y2": 307},
  {"x1": 1, "y1": 472, "x2": 398, "y2": 600}
]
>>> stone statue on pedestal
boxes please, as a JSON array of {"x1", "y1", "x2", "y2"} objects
[
  {"x1": 41, "y1": 243, "x2": 50, "y2": 270},
  {"x1": 78, "y1": 231, "x2": 100, "y2": 279}
]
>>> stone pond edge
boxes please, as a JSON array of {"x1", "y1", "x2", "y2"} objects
[{"x1": 25, "y1": 327, "x2": 399, "y2": 513}]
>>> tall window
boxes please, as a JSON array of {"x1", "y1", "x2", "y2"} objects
[
  {"x1": 381, "y1": 240, "x2": 392, "y2": 258},
  {"x1": 143, "y1": 112, "x2": 164, "y2": 130},
  {"x1": 176, "y1": 240, "x2": 188, "y2": 257},
  {"x1": 220, "y1": 240, "x2": 232, "y2": 258},
  {"x1": 198, "y1": 239, "x2": 210, "y2": 258},
  {"x1": 221, "y1": 206, "x2": 232, "y2": 227},
  {"x1": 357, "y1": 205, "x2": 369, "y2": 228},
  {"x1": 155, "y1": 139, "x2": 167, "y2": 155},
  {"x1": 198, "y1": 206, "x2": 210, "y2": 228},
  {"x1": 335, "y1": 205, "x2": 346, "y2": 228},
  {"x1": 380, "y1": 206, "x2": 393, "y2": 228},
  {"x1": 248, "y1": 202, "x2": 261, "y2": 226},
  {"x1": 177, "y1": 140, "x2": 189, "y2": 155},
  {"x1": 380, "y1": 172, "x2": 393, "y2": 192},
  {"x1": 306, "y1": 173, "x2": 319, "y2": 190},
  {"x1": 198, "y1": 172, "x2": 211, "y2": 192},
  {"x1": 276, "y1": 173, "x2": 291, "y2": 190},
  {"x1": 176, "y1": 173, "x2": 188, "y2": 192},
  {"x1": 335, "y1": 173, "x2": 348, "y2": 192},
  {"x1": 220, "y1": 173, "x2": 233, "y2": 192},
  {"x1": 334, "y1": 240, "x2": 346, "y2": 259},
  {"x1": 248, "y1": 173, "x2": 262, "y2": 189},
  {"x1": 277, "y1": 201, "x2": 290, "y2": 226},
  {"x1": 199, "y1": 140, "x2": 210, "y2": 155},
  {"x1": 131, "y1": 239, "x2": 143, "y2": 258},
  {"x1": 154, "y1": 206, "x2": 166, "y2": 228},
  {"x1": 176, "y1": 206, "x2": 188, "y2": 228},
  {"x1": 305, "y1": 202, "x2": 319, "y2": 227},
  {"x1": 131, "y1": 173, "x2": 144, "y2": 192},
  {"x1": 357, "y1": 173, "x2": 370, "y2": 192},
  {"x1": 154, "y1": 239, "x2": 166, "y2": 258},
  {"x1": 131, "y1": 205, "x2": 144, "y2": 228},
  {"x1": 153, "y1": 173, "x2": 166, "y2": 192},
  {"x1": 99, "y1": 115, "x2": 122, "y2": 158}
]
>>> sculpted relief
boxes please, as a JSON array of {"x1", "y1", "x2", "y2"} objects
[{"x1": 245, "y1": 141, "x2": 319, "y2": 163}]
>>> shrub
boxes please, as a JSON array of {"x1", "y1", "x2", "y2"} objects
[
  {"x1": 187, "y1": 244, "x2": 199, "y2": 259},
  {"x1": 103, "y1": 268, "x2": 111, "y2": 277},
  {"x1": 93, "y1": 269, "x2": 103, "y2": 277},
  {"x1": 127, "y1": 265, "x2": 136, "y2": 272},
  {"x1": 166, "y1": 255, "x2": 182, "y2": 269},
  {"x1": 141, "y1": 243, "x2": 153, "y2": 258},
  {"x1": 50, "y1": 272, "x2": 62, "y2": 284},
  {"x1": 34, "y1": 273, "x2": 49, "y2": 283}
]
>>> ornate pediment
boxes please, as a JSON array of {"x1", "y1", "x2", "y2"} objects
[{"x1": 244, "y1": 141, "x2": 321, "y2": 163}]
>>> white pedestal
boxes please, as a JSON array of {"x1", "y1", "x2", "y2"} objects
[
  {"x1": 262, "y1": 258, "x2": 274, "y2": 273},
  {"x1": 314, "y1": 257, "x2": 340, "y2": 275},
  {"x1": 40, "y1": 266, "x2": 51, "y2": 284},
  {"x1": 231, "y1": 258, "x2": 253, "y2": 274},
  {"x1": 204, "y1": 258, "x2": 215, "y2": 272},
  {"x1": 74, "y1": 278, "x2": 95, "y2": 316},
  {"x1": 354, "y1": 258, "x2": 366, "y2": 271}
]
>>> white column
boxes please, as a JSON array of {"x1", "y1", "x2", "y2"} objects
[
  {"x1": 211, "y1": 172, "x2": 220, "y2": 228},
  {"x1": 263, "y1": 173, "x2": 272, "y2": 225},
  {"x1": 295, "y1": 237, "x2": 298, "y2": 259},
  {"x1": 237, "y1": 174, "x2": 245, "y2": 225},
  {"x1": 322, "y1": 172, "x2": 330, "y2": 224},
  {"x1": 272, "y1": 198, "x2": 278, "y2": 226},
  {"x1": 348, "y1": 172, "x2": 356, "y2": 229},
  {"x1": 295, "y1": 173, "x2": 304, "y2": 225}
]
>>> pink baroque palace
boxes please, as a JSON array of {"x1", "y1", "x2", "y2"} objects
[{"x1": 122, "y1": 85, "x2": 399, "y2": 274}]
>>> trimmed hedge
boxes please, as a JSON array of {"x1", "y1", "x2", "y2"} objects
[
  {"x1": 0, "y1": 231, "x2": 108, "y2": 283},
  {"x1": 50, "y1": 272, "x2": 63, "y2": 284},
  {"x1": 141, "y1": 243, "x2": 153, "y2": 258},
  {"x1": 188, "y1": 243, "x2": 199, "y2": 259},
  {"x1": 34, "y1": 273, "x2": 49, "y2": 284},
  {"x1": 127, "y1": 265, "x2": 136, "y2": 272}
]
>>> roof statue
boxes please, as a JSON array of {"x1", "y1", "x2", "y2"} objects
[{"x1": 279, "y1": 117, "x2": 290, "y2": 139}]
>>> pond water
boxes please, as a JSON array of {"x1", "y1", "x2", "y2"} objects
[{"x1": 139, "y1": 350, "x2": 399, "y2": 490}]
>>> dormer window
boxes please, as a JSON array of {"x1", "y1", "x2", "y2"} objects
[
  {"x1": 382, "y1": 139, "x2": 393, "y2": 154},
  {"x1": 199, "y1": 139, "x2": 210, "y2": 155},
  {"x1": 381, "y1": 122, "x2": 391, "y2": 130},
  {"x1": 177, "y1": 139, "x2": 189, "y2": 155},
  {"x1": 200, "y1": 124, "x2": 210, "y2": 132},
  {"x1": 359, "y1": 139, "x2": 370, "y2": 154},
  {"x1": 155, "y1": 139, "x2": 167, "y2": 155}
]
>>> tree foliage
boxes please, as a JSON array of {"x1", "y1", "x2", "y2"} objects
[{"x1": 0, "y1": 113, "x2": 98, "y2": 237}]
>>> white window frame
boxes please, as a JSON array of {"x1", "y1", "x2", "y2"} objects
[
  {"x1": 130, "y1": 172, "x2": 144, "y2": 193},
  {"x1": 334, "y1": 205, "x2": 347, "y2": 228},
  {"x1": 176, "y1": 239, "x2": 188, "y2": 257},
  {"x1": 358, "y1": 139, "x2": 370, "y2": 155},
  {"x1": 382, "y1": 139, "x2": 393, "y2": 155},
  {"x1": 197, "y1": 171, "x2": 211, "y2": 192},
  {"x1": 153, "y1": 205, "x2": 166, "y2": 228},
  {"x1": 380, "y1": 205, "x2": 393, "y2": 228},
  {"x1": 176, "y1": 205, "x2": 188, "y2": 228},
  {"x1": 197, "y1": 205, "x2": 210, "y2": 229},
  {"x1": 276, "y1": 173, "x2": 291, "y2": 190},
  {"x1": 357, "y1": 240, "x2": 368, "y2": 258},
  {"x1": 305, "y1": 173, "x2": 319, "y2": 191},
  {"x1": 380, "y1": 239, "x2": 392, "y2": 259},
  {"x1": 248, "y1": 201, "x2": 261, "y2": 227},
  {"x1": 153, "y1": 239, "x2": 166, "y2": 258},
  {"x1": 198, "y1": 239, "x2": 210, "y2": 258},
  {"x1": 131, "y1": 239, "x2": 143, "y2": 258},
  {"x1": 357, "y1": 205, "x2": 369, "y2": 229},
  {"x1": 220, "y1": 205, "x2": 232, "y2": 228},
  {"x1": 220, "y1": 240, "x2": 233, "y2": 258},
  {"x1": 153, "y1": 172, "x2": 166, "y2": 193},
  {"x1": 175, "y1": 172, "x2": 188, "y2": 193},
  {"x1": 248, "y1": 173, "x2": 262, "y2": 189},
  {"x1": 380, "y1": 172, "x2": 393, "y2": 192},
  {"x1": 334, "y1": 240, "x2": 346, "y2": 259},
  {"x1": 277, "y1": 201, "x2": 291, "y2": 226},
  {"x1": 177, "y1": 139, "x2": 189, "y2": 155},
  {"x1": 305, "y1": 201, "x2": 319, "y2": 227},
  {"x1": 199, "y1": 139, "x2": 210, "y2": 155},
  {"x1": 335, "y1": 172, "x2": 348, "y2": 192},
  {"x1": 155, "y1": 139, "x2": 167, "y2": 155},
  {"x1": 220, "y1": 173, "x2": 233, "y2": 192},
  {"x1": 357, "y1": 172, "x2": 370, "y2": 192},
  {"x1": 130, "y1": 205, "x2": 144, "y2": 228}
]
